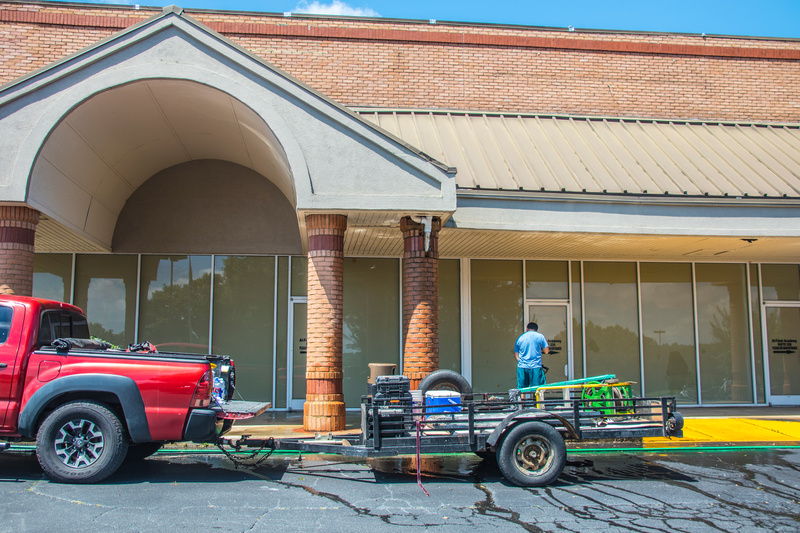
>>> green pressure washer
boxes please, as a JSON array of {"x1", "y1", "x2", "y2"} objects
[{"x1": 519, "y1": 374, "x2": 635, "y2": 415}]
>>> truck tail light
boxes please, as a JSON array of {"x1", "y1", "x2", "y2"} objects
[{"x1": 191, "y1": 368, "x2": 213, "y2": 408}]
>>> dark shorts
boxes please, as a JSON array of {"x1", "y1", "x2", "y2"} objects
[{"x1": 517, "y1": 367, "x2": 546, "y2": 390}]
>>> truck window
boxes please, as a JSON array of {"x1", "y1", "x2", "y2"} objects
[
  {"x1": 38, "y1": 310, "x2": 91, "y2": 348},
  {"x1": 0, "y1": 306, "x2": 12, "y2": 345}
]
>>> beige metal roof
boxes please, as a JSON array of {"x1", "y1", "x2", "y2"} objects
[{"x1": 356, "y1": 110, "x2": 800, "y2": 199}]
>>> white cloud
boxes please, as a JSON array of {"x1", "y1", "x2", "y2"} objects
[{"x1": 292, "y1": 1, "x2": 380, "y2": 17}]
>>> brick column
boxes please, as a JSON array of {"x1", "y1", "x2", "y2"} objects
[
  {"x1": 0, "y1": 206, "x2": 39, "y2": 297},
  {"x1": 401, "y1": 216, "x2": 441, "y2": 390},
  {"x1": 304, "y1": 214, "x2": 347, "y2": 432}
]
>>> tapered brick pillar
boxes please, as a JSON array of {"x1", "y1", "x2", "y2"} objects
[
  {"x1": 0, "y1": 206, "x2": 39, "y2": 297},
  {"x1": 401, "y1": 216, "x2": 441, "y2": 390},
  {"x1": 304, "y1": 214, "x2": 347, "y2": 432}
]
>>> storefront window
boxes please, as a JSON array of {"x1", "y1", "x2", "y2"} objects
[
  {"x1": 438, "y1": 259, "x2": 461, "y2": 373},
  {"x1": 525, "y1": 260, "x2": 568, "y2": 299},
  {"x1": 695, "y1": 263, "x2": 752, "y2": 403},
  {"x1": 138, "y1": 255, "x2": 211, "y2": 354},
  {"x1": 471, "y1": 260, "x2": 523, "y2": 393},
  {"x1": 640, "y1": 263, "x2": 697, "y2": 402},
  {"x1": 583, "y1": 262, "x2": 640, "y2": 393},
  {"x1": 751, "y1": 265, "x2": 765, "y2": 403},
  {"x1": 213, "y1": 256, "x2": 275, "y2": 402},
  {"x1": 761, "y1": 264, "x2": 800, "y2": 301},
  {"x1": 33, "y1": 254, "x2": 72, "y2": 302},
  {"x1": 291, "y1": 256, "x2": 308, "y2": 296},
  {"x1": 571, "y1": 262, "x2": 584, "y2": 379},
  {"x1": 275, "y1": 257, "x2": 290, "y2": 408},
  {"x1": 73, "y1": 255, "x2": 137, "y2": 348},
  {"x1": 342, "y1": 258, "x2": 399, "y2": 405}
]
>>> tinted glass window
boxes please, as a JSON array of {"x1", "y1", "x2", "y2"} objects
[
  {"x1": 0, "y1": 306, "x2": 13, "y2": 345},
  {"x1": 38, "y1": 310, "x2": 91, "y2": 347}
]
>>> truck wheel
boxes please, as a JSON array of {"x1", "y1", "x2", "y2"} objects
[
  {"x1": 497, "y1": 421, "x2": 566, "y2": 487},
  {"x1": 36, "y1": 401, "x2": 128, "y2": 484},
  {"x1": 419, "y1": 369, "x2": 473, "y2": 400},
  {"x1": 126, "y1": 442, "x2": 163, "y2": 461}
]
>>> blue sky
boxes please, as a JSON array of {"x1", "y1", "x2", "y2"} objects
[{"x1": 46, "y1": 1, "x2": 800, "y2": 38}]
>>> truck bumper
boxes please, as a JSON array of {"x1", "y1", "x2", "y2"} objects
[{"x1": 184, "y1": 409, "x2": 222, "y2": 443}]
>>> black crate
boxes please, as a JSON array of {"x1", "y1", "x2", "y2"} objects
[
  {"x1": 376, "y1": 375, "x2": 410, "y2": 394},
  {"x1": 374, "y1": 375, "x2": 412, "y2": 406}
]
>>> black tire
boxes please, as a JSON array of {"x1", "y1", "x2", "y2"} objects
[
  {"x1": 496, "y1": 421, "x2": 566, "y2": 487},
  {"x1": 666, "y1": 412, "x2": 684, "y2": 436},
  {"x1": 126, "y1": 442, "x2": 163, "y2": 461},
  {"x1": 36, "y1": 401, "x2": 129, "y2": 484},
  {"x1": 418, "y1": 369, "x2": 473, "y2": 400}
]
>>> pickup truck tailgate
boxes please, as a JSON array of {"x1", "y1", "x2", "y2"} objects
[{"x1": 214, "y1": 401, "x2": 271, "y2": 420}]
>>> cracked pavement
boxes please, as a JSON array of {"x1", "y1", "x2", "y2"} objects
[{"x1": 1, "y1": 448, "x2": 798, "y2": 532}]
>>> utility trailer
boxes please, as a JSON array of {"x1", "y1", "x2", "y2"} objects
[{"x1": 221, "y1": 374, "x2": 684, "y2": 487}]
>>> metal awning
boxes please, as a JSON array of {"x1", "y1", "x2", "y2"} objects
[{"x1": 356, "y1": 110, "x2": 800, "y2": 199}]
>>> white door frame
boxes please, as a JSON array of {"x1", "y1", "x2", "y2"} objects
[
  {"x1": 525, "y1": 299, "x2": 572, "y2": 381},
  {"x1": 762, "y1": 301, "x2": 800, "y2": 406},
  {"x1": 287, "y1": 296, "x2": 307, "y2": 411}
]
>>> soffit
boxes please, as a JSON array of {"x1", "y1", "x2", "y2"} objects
[
  {"x1": 35, "y1": 210, "x2": 800, "y2": 261},
  {"x1": 438, "y1": 228, "x2": 800, "y2": 262},
  {"x1": 356, "y1": 110, "x2": 800, "y2": 199}
]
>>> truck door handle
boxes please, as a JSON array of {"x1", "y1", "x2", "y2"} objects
[{"x1": 0, "y1": 363, "x2": 6, "y2": 369}]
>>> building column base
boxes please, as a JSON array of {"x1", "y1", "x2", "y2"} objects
[
  {"x1": 303, "y1": 399, "x2": 347, "y2": 432},
  {"x1": 303, "y1": 370, "x2": 346, "y2": 431}
]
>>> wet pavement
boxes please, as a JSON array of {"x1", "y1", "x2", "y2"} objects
[{"x1": 2, "y1": 446, "x2": 799, "y2": 532}]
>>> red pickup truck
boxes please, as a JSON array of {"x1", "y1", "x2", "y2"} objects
[{"x1": 0, "y1": 295, "x2": 268, "y2": 483}]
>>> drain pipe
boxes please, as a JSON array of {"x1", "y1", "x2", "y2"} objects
[{"x1": 409, "y1": 216, "x2": 432, "y2": 252}]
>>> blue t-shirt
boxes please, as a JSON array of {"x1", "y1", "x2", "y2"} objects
[{"x1": 514, "y1": 330, "x2": 548, "y2": 369}]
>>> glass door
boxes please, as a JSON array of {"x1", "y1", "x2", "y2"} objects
[
  {"x1": 763, "y1": 304, "x2": 800, "y2": 405},
  {"x1": 526, "y1": 302, "x2": 571, "y2": 383},
  {"x1": 287, "y1": 297, "x2": 307, "y2": 411}
]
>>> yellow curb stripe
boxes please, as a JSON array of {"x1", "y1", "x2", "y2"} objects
[{"x1": 645, "y1": 418, "x2": 800, "y2": 445}]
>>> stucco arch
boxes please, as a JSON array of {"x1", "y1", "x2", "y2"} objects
[
  {"x1": 0, "y1": 9, "x2": 455, "y2": 252},
  {"x1": 25, "y1": 75, "x2": 304, "y2": 250}
]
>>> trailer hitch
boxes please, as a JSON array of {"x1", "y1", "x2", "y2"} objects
[{"x1": 216, "y1": 435, "x2": 276, "y2": 469}]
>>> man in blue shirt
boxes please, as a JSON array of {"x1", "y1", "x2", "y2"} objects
[{"x1": 514, "y1": 322, "x2": 549, "y2": 389}]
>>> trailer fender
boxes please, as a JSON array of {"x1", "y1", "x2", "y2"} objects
[
  {"x1": 486, "y1": 408, "x2": 579, "y2": 448},
  {"x1": 18, "y1": 374, "x2": 151, "y2": 443}
]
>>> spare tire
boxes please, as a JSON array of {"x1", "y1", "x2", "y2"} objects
[{"x1": 418, "y1": 369, "x2": 472, "y2": 400}]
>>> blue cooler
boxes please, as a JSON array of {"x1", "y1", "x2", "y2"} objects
[{"x1": 425, "y1": 391, "x2": 461, "y2": 414}]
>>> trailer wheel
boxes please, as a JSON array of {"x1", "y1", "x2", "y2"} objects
[
  {"x1": 419, "y1": 369, "x2": 472, "y2": 400},
  {"x1": 497, "y1": 421, "x2": 566, "y2": 487},
  {"x1": 666, "y1": 412, "x2": 684, "y2": 436},
  {"x1": 36, "y1": 401, "x2": 128, "y2": 484}
]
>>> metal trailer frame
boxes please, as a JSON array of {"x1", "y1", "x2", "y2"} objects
[{"x1": 224, "y1": 393, "x2": 683, "y2": 457}]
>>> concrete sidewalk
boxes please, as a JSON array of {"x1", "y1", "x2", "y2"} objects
[{"x1": 228, "y1": 407, "x2": 800, "y2": 448}]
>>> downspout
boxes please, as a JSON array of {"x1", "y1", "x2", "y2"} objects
[{"x1": 409, "y1": 216, "x2": 432, "y2": 252}]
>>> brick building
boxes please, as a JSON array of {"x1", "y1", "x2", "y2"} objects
[{"x1": 1, "y1": 1, "x2": 799, "y2": 427}]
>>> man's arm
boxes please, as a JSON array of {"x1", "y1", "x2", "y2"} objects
[
  {"x1": 514, "y1": 351, "x2": 520, "y2": 362},
  {"x1": 543, "y1": 347, "x2": 549, "y2": 355}
]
